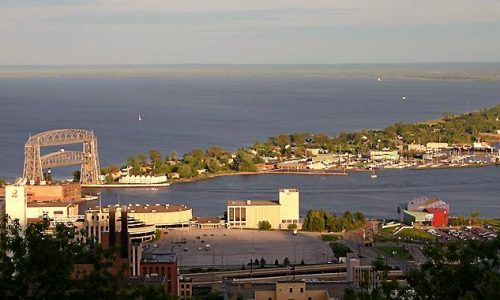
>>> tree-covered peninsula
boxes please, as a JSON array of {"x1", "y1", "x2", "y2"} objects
[{"x1": 102, "y1": 105, "x2": 499, "y2": 181}]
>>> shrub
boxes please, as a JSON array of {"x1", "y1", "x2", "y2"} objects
[{"x1": 259, "y1": 220, "x2": 272, "y2": 230}]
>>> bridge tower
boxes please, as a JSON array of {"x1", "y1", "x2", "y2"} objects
[{"x1": 23, "y1": 129, "x2": 102, "y2": 184}]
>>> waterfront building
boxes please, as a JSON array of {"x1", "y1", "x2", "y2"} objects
[
  {"x1": 226, "y1": 189, "x2": 300, "y2": 229},
  {"x1": 398, "y1": 197, "x2": 449, "y2": 226},
  {"x1": 426, "y1": 142, "x2": 450, "y2": 150},
  {"x1": 119, "y1": 175, "x2": 168, "y2": 184},
  {"x1": 26, "y1": 182, "x2": 81, "y2": 202},
  {"x1": 191, "y1": 216, "x2": 225, "y2": 229},
  {"x1": 407, "y1": 143, "x2": 426, "y2": 152},
  {"x1": 369, "y1": 150, "x2": 400, "y2": 162},
  {"x1": 473, "y1": 142, "x2": 494, "y2": 151},
  {"x1": 275, "y1": 162, "x2": 308, "y2": 171}
]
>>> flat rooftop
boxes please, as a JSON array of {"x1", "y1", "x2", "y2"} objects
[
  {"x1": 27, "y1": 202, "x2": 76, "y2": 208},
  {"x1": 191, "y1": 216, "x2": 223, "y2": 224},
  {"x1": 409, "y1": 197, "x2": 442, "y2": 206},
  {"x1": 141, "y1": 251, "x2": 177, "y2": 263},
  {"x1": 88, "y1": 203, "x2": 191, "y2": 213},
  {"x1": 227, "y1": 200, "x2": 279, "y2": 206}
]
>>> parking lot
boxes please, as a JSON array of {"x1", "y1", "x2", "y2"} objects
[
  {"x1": 154, "y1": 228, "x2": 332, "y2": 267},
  {"x1": 427, "y1": 225, "x2": 498, "y2": 242}
]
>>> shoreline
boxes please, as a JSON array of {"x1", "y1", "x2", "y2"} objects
[{"x1": 82, "y1": 164, "x2": 499, "y2": 190}]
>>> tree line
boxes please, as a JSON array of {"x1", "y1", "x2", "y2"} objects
[
  {"x1": 302, "y1": 210, "x2": 366, "y2": 232},
  {"x1": 344, "y1": 236, "x2": 500, "y2": 299},
  {"x1": 101, "y1": 105, "x2": 499, "y2": 179},
  {"x1": 0, "y1": 218, "x2": 175, "y2": 299}
]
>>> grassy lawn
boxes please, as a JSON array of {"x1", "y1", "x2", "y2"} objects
[
  {"x1": 396, "y1": 228, "x2": 434, "y2": 241},
  {"x1": 330, "y1": 242, "x2": 351, "y2": 257},
  {"x1": 379, "y1": 227, "x2": 397, "y2": 235},
  {"x1": 376, "y1": 245, "x2": 413, "y2": 260},
  {"x1": 321, "y1": 234, "x2": 340, "y2": 241},
  {"x1": 483, "y1": 219, "x2": 500, "y2": 229}
]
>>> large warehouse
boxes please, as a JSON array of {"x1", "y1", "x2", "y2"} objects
[
  {"x1": 398, "y1": 197, "x2": 449, "y2": 227},
  {"x1": 226, "y1": 188, "x2": 300, "y2": 229}
]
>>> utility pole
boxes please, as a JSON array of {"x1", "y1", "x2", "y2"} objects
[{"x1": 250, "y1": 258, "x2": 253, "y2": 279}]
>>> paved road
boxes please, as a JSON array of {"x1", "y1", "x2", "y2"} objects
[
  {"x1": 342, "y1": 233, "x2": 417, "y2": 272},
  {"x1": 184, "y1": 264, "x2": 346, "y2": 283}
]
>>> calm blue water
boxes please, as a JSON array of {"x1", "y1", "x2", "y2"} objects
[
  {"x1": 84, "y1": 166, "x2": 500, "y2": 219},
  {"x1": 0, "y1": 76, "x2": 499, "y2": 217}
]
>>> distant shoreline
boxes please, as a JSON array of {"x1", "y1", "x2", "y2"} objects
[{"x1": 1, "y1": 63, "x2": 500, "y2": 82}]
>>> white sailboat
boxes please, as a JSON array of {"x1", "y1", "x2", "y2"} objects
[
  {"x1": 138, "y1": 115, "x2": 142, "y2": 121},
  {"x1": 377, "y1": 77, "x2": 381, "y2": 82},
  {"x1": 370, "y1": 159, "x2": 378, "y2": 179},
  {"x1": 402, "y1": 96, "x2": 407, "y2": 100}
]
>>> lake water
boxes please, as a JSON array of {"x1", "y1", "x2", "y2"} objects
[
  {"x1": 0, "y1": 75, "x2": 499, "y2": 217},
  {"x1": 85, "y1": 166, "x2": 500, "y2": 219}
]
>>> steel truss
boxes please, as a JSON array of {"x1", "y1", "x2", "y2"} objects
[{"x1": 23, "y1": 129, "x2": 101, "y2": 184}]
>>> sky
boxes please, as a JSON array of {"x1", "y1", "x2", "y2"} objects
[{"x1": 1, "y1": 0, "x2": 500, "y2": 65}]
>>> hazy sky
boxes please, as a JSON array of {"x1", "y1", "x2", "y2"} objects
[{"x1": 1, "y1": 0, "x2": 500, "y2": 65}]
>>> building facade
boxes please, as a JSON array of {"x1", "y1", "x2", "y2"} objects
[
  {"x1": 26, "y1": 182, "x2": 81, "y2": 202},
  {"x1": 140, "y1": 251, "x2": 179, "y2": 296},
  {"x1": 226, "y1": 189, "x2": 300, "y2": 229},
  {"x1": 398, "y1": 197, "x2": 449, "y2": 226},
  {"x1": 369, "y1": 150, "x2": 400, "y2": 162}
]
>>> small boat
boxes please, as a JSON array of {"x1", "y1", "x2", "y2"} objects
[
  {"x1": 370, "y1": 159, "x2": 378, "y2": 179},
  {"x1": 402, "y1": 96, "x2": 407, "y2": 100},
  {"x1": 138, "y1": 115, "x2": 142, "y2": 121},
  {"x1": 150, "y1": 187, "x2": 159, "y2": 191},
  {"x1": 377, "y1": 77, "x2": 381, "y2": 82}
]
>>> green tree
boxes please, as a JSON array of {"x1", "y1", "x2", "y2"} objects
[
  {"x1": 0, "y1": 218, "x2": 175, "y2": 299},
  {"x1": 341, "y1": 211, "x2": 354, "y2": 230},
  {"x1": 149, "y1": 149, "x2": 162, "y2": 166},
  {"x1": 137, "y1": 153, "x2": 147, "y2": 166},
  {"x1": 283, "y1": 257, "x2": 290, "y2": 266},
  {"x1": 470, "y1": 211, "x2": 481, "y2": 225},
  {"x1": 73, "y1": 170, "x2": 81, "y2": 182},
  {"x1": 167, "y1": 150, "x2": 178, "y2": 162},
  {"x1": 177, "y1": 164, "x2": 193, "y2": 178},
  {"x1": 259, "y1": 257, "x2": 266, "y2": 268},
  {"x1": 287, "y1": 224, "x2": 298, "y2": 231}
]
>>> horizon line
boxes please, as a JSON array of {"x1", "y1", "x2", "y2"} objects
[{"x1": 2, "y1": 61, "x2": 500, "y2": 68}]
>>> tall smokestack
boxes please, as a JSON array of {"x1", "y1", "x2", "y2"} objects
[
  {"x1": 109, "y1": 206, "x2": 116, "y2": 247},
  {"x1": 120, "y1": 206, "x2": 129, "y2": 259}
]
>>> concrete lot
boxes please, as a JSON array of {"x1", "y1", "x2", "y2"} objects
[{"x1": 155, "y1": 228, "x2": 332, "y2": 267}]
